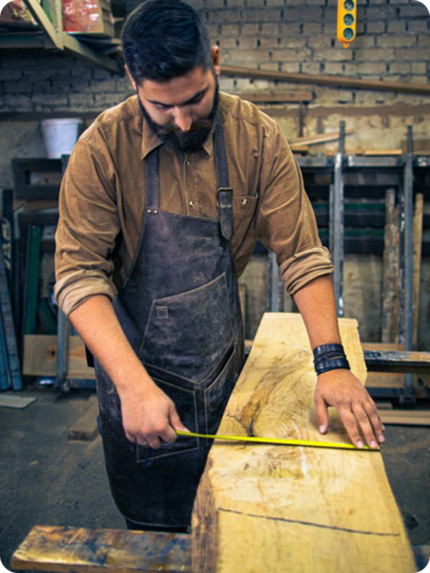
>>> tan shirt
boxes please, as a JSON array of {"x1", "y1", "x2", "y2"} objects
[{"x1": 55, "y1": 92, "x2": 333, "y2": 316}]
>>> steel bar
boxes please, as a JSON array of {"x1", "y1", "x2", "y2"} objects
[
  {"x1": 401, "y1": 127, "x2": 415, "y2": 399},
  {"x1": 268, "y1": 251, "x2": 280, "y2": 312},
  {"x1": 0, "y1": 250, "x2": 23, "y2": 391},
  {"x1": 23, "y1": 225, "x2": 42, "y2": 336},
  {"x1": 56, "y1": 310, "x2": 70, "y2": 391},
  {"x1": 330, "y1": 121, "x2": 345, "y2": 317}
]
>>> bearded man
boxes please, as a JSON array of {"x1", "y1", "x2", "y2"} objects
[{"x1": 54, "y1": 0, "x2": 384, "y2": 533}]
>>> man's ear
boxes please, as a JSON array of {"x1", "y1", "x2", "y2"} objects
[
  {"x1": 211, "y1": 46, "x2": 221, "y2": 76},
  {"x1": 125, "y1": 64, "x2": 138, "y2": 91}
]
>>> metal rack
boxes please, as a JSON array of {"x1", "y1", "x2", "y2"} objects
[
  {"x1": 267, "y1": 126, "x2": 430, "y2": 403},
  {"x1": 0, "y1": 0, "x2": 122, "y2": 74}
]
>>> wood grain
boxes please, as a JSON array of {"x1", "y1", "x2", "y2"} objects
[
  {"x1": 23, "y1": 334, "x2": 95, "y2": 379},
  {"x1": 191, "y1": 313, "x2": 415, "y2": 573},
  {"x1": 11, "y1": 526, "x2": 191, "y2": 573}
]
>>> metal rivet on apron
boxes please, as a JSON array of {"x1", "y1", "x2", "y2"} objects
[
  {"x1": 242, "y1": 198, "x2": 247, "y2": 205},
  {"x1": 147, "y1": 209, "x2": 152, "y2": 213},
  {"x1": 189, "y1": 200, "x2": 195, "y2": 207},
  {"x1": 154, "y1": 209, "x2": 158, "y2": 214}
]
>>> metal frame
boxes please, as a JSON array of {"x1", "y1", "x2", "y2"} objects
[
  {"x1": 398, "y1": 126, "x2": 415, "y2": 402},
  {"x1": 0, "y1": 0, "x2": 122, "y2": 74},
  {"x1": 330, "y1": 121, "x2": 346, "y2": 317}
]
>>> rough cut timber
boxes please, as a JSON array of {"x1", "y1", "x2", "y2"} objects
[
  {"x1": 191, "y1": 313, "x2": 415, "y2": 573},
  {"x1": 11, "y1": 526, "x2": 191, "y2": 573}
]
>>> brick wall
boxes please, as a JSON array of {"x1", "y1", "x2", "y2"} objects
[
  {"x1": 0, "y1": 0, "x2": 429, "y2": 345},
  {"x1": 0, "y1": 0, "x2": 428, "y2": 115}
]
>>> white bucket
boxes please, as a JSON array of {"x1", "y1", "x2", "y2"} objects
[{"x1": 40, "y1": 118, "x2": 83, "y2": 159}]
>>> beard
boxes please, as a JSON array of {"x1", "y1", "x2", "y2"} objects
[{"x1": 139, "y1": 82, "x2": 220, "y2": 153}]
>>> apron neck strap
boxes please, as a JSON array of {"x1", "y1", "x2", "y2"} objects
[{"x1": 145, "y1": 110, "x2": 232, "y2": 242}]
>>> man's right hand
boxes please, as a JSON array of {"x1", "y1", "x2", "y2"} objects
[
  {"x1": 67, "y1": 295, "x2": 189, "y2": 450},
  {"x1": 118, "y1": 380, "x2": 188, "y2": 449}
]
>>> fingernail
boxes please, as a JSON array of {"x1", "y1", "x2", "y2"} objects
[
  {"x1": 319, "y1": 425, "x2": 325, "y2": 433},
  {"x1": 378, "y1": 435, "x2": 385, "y2": 443},
  {"x1": 357, "y1": 441, "x2": 364, "y2": 449},
  {"x1": 371, "y1": 440, "x2": 377, "y2": 449}
]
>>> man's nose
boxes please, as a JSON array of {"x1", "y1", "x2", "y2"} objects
[{"x1": 173, "y1": 107, "x2": 193, "y2": 131}]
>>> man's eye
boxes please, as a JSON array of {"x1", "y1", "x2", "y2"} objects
[
  {"x1": 190, "y1": 94, "x2": 204, "y2": 105},
  {"x1": 155, "y1": 104, "x2": 172, "y2": 111}
]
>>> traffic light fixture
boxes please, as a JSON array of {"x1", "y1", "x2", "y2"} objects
[{"x1": 337, "y1": 0, "x2": 357, "y2": 48}]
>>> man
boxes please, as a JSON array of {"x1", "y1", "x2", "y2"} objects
[{"x1": 55, "y1": 0, "x2": 384, "y2": 532}]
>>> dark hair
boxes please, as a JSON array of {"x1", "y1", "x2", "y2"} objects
[{"x1": 122, "y1": 0, "x2": 212, "y2": 83}]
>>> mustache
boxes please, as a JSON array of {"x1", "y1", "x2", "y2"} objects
[{"x1": 157, "y1": 116, "x2": 214, "y2": 135}]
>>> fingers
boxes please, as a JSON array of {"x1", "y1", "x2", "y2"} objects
[
  {"x1": 316, "y1": 371, "x2": 385, "y2": 450},
  {"x1": 314, "y1": 392, "x2": 329, "y2": 434},
  {"x1": 169, "y1": 405, "x2": 189, "y2": 433},
  {"x1": 339, "y1": 398, "x2": 385, "y2": 450},
  {"x1": 126, "y1": 408, "x2": 184, "y2": 450}
]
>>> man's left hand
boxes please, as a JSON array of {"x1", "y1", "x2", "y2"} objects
[{"x1": 314, "y1": 369, "x2": 385, "y2": 449}]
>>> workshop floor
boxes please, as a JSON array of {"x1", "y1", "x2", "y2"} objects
[{"x1": 0, "y1": 387, "x2": 429, "y2": 573}]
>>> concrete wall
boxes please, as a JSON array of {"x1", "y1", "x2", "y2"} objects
[{"x1": 0, "y1": 0, "x2": 429, "y2": 347}]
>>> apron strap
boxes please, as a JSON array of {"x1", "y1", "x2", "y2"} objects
[
  {"x1": 145, "y1": 149, "x2": 160, "y2": 211},
  {"x1": 144, "y1": 112, "x2": 233, "y2": 241},
  {"x1": 214, "y1": 113, "x2": 233, "y2": 241}
]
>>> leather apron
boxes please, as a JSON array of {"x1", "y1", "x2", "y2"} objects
[{"x1": 95, "y1": 116, "x2": 244, "y2": 529}]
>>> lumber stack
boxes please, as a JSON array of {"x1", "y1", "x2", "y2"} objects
[{"x1": 191, "y1": 313, "x2": 415, "y2": 573}]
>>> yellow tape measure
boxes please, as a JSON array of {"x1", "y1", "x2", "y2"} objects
[{"x1": 176, "y1": 430, "x2": 377, "y2": 452}]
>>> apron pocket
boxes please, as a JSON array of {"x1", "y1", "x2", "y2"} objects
[
  {"x1": 136, "y1": 375, "x2": 200, "y2": 464},
  {"x1": 139, "y1": 272, "x2": 235, "y2": 383}
]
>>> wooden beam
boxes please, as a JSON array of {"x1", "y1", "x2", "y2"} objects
[
  {"x1": 67, "y1": 395, "x2": 99, "y2": 441},
  {"x1": 221, "y1": 65, "x2": 430, "y2": 95},
  {"x1": 363, "y1": 349, "x2": 430, "y2": 375},
  {"x1": 238, "y1": 91, "x2": 313, "y2": 103},
  {"x1": 413, "y1": 193, "x2": 424, "y2": 349},
  {"x1": 191, "y1": 313, "x2": 415, "y2": 573},
  {"x1": 289, "y1": 128, "x2": 353, "y2": 146},
  {"x1": 23, "y1": 334, "x2": 95, "y2": 379},
  {"x1": 11, "y1": 526, "x2": 191, "y2": 573},
  {"x1": 380, "y1": 410, "x2": 430, "y2": 426}
]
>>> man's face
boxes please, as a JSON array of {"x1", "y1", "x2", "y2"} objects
[{"x1": 132, "y1": 65, "x2": 219, "y2": 153}]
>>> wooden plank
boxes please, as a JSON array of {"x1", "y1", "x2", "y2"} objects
[
  {"x1": 23, "y1": 334, "x2": 95, "y2": 379},
  {"x1": 67, "y1": 395, "x2": 99, "y2": 441},
  {"x1": 380, "y1": 410, "x2": 430, "y2": 426},
  {"x1": 381, "y1": 188, "x2": 400, "y2": 344},
  {"x1": 289, "y1": 128, "x2": 353, "y2": 146},
  {"x1": 362, "y1": 343, "x2": 405, "y2": 388},
  {"x1": 221, "y1": 65, "x2": 430, "y2": 95},
  {"x1": 363, "y1": 149, "x2": 403, "y2": 156},
  {"x1": 363, "y1": 349, "x2": 430, "y2": 375},
  {"x1": 238, "y1": 91, "x2": 313, "y2": 103},
  {"x1": 191, "y1": 312, "x2": 415, "y2": 573},
  {"x1": 413, "y1": 193, "x2": 423, "y2": 349},
  {"x1": 11, "y1": 526, "x2": 191, "y2": 573}
]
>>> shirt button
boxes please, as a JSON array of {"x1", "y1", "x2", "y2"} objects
[
  {"x1": 185, "y1": 160, "x2": 191, "y2": 166},
  {"x1": 189, "y1": 200, "x2": 195, "y2": 207}
]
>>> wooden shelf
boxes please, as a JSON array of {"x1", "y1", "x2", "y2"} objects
[{"x1": 0, "y1": 0, "x2": 122, "y2": 74}]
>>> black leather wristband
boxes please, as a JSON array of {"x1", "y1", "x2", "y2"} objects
[
  {"x1": 313, "y1": 344, "x2": 345, "y2": 360},
  {"x1": 315, "y1": 357, "x2": 350, "y2": 375}
]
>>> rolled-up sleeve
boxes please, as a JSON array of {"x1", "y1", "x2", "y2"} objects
[
  {"x1": 54, "y1": 131, "x2": 120, "y2": 316},
  {"x1": 256, "y1": 123, "x2": 334, "y2": 296}
]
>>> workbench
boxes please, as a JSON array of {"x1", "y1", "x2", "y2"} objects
[{"x1": 11, "y1": 313, "x2": 416, "y2": 573}]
